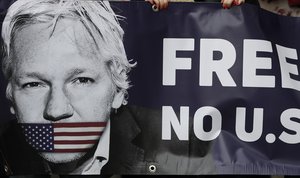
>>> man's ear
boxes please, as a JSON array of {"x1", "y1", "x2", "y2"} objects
[
  {"x1": 112, "y1": 91, "x2": 124, "y2": 109},
  {"x1": 6, "y1": 82, "x2": 15, "y2": 115},
  {"x1": 6, "y1": 82, "x2": 13, "y2": 101}
]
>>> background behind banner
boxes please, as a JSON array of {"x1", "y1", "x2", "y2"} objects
[{"x1": 1, "y1": 1, "x2": 300, "y2": 175}]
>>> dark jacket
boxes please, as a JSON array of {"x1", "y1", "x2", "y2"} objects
[{"x1": 0, "y1": 105, "x2": 214, "y2": 175}]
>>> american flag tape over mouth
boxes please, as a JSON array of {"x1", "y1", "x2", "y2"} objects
[{"x1": 20, "y1": 122, "x2": 107, "y2": 153}]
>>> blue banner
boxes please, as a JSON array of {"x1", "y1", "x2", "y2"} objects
[{"x1": 116, "y1": 2, "x2": 300, "y2": 175}]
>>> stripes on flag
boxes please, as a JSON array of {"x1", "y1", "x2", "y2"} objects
[{"x1": 20, "y1": 122, "x2": 107, "y2": 153}]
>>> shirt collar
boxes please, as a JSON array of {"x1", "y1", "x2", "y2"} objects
[{"x1": 80, "y1": 120, "x2": 110, "y2": 174}]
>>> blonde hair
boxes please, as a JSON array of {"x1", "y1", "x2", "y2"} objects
[{"x1": 1, "y1": 0, "x2": 135, "y2": 104}]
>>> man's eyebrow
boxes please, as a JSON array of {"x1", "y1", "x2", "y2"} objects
[
  {"x1": 65, "y1": 68, "x2": 97, "y2": 80},
  {"x1": 67, "y1": 68, "x2": 86, "y2": 77},
  {"x1": 17, "y1": 72, "x2": 46, "y2": 79},
  {"x1": 13, "y1": 72, "x2": 47, "y2": 84}
]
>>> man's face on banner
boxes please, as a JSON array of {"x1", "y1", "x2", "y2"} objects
[{"x1": 7, "y1": 19, "x2": 122, "y2": 163}]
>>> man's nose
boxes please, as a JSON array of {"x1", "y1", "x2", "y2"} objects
[{"x1": 44, "y1": 87, "x2": 74, "y2": 121}]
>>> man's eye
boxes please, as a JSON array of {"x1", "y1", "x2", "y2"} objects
[
  {"x1": 22, "y1": 82, "x2": 43, "y2": 88},
  {"x1": 73, "y1": 77, "x2": 94, "y2": 85}
]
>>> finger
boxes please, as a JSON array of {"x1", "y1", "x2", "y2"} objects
[
  {"x1": 233, "y1": 0, "x2": 245, "y2": 6},
  {"x1": 222, "y1": 0, "x2": 234, "y2": 8},
  {"x1": 159, "y1": 0, "x2": 167, "y2": 9},
  {"x1": 153, "y1": 0, "x2": 161, "y2": 10},
  {"x1": 238, "y1": 0, "x2": 245, "y2": 5}
]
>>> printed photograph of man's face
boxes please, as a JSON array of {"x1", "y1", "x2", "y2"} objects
[{"x1": 1, "y1": 0, "x2": 134, "y2": 173}]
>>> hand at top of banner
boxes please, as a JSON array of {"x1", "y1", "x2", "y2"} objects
[
  {"x1": 221, "y1": 0, "x2": 245, "y2": 9},
  {"x1": 146, "y1": 0, "x2": 169, "y2": 11}
]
